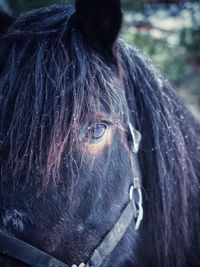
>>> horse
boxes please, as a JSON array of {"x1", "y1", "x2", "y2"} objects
[{"x1": 0, "y1": 1, "x2": 199, "y2": 266}]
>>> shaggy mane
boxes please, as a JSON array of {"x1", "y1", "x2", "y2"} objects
[
  {"x1": 0, "y1": 4, "x2": 127, "y2": 187},
  {"x1": 120, "y1": 43, "x2": 200, "y2": 266}
]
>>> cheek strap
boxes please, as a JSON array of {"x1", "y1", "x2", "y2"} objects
[
  {"x1": 128, "y1": 123, "x2": 143, "y2": 230},
  {"x1": 84, "y1": 124, "x2": 143, "y2": 267},
  {"x1": 84, "y1": 187, "x2": 143, "y2": 267}
]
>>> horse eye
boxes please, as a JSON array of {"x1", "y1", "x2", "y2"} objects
[{"x1": 87, "y1": 123, "x2": 107, "y2": 141}]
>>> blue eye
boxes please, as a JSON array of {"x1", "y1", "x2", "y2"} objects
[{"x1": 87, "y1": 123, "x2": 107, "y2": 140}]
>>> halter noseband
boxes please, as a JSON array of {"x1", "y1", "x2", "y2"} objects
[
  {"x1": 0, "y1": 124, "x2": 143, "y2": 267},
  {"x1": 0, "y1": 185, "x2": 142, "y2": 267}
]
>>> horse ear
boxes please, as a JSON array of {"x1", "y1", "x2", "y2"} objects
[
  {"x1": 75, "y1": 0, "x2": 122, "y2": 59},
  {"x1": 0, "y1": 10, "x2": 15, "y2": 35}
]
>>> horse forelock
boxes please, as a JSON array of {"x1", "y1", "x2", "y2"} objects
[{"x1": 0, "y1": 4, "x2": 128, "y2": 190}]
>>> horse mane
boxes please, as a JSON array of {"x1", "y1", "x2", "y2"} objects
[
  {"x1": 0, "y1": 4, "x2": 200, "y2": 267},
  {"x1": 119, "y1": 43, "x2": 200, "y2": 266},
  {"x1": 0, "y1": 4, "x2": 127, "y2": 188}
]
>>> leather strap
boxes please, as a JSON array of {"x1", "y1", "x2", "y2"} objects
[
  {"x1": 85, "y1": 199, "x2": 137, "y2": 267},
  {"x1": 0, "y1": 194, "x2": 140, "y2": 267},
  {"x1": 0, "y1": 232, "x2": 69, "y2": 267}
]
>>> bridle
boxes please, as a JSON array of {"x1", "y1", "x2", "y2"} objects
[
  {"x1": 0, "y1": 185, "x2": 142, "y2": 267},
  {"x1": 0, "y1": 123, "x2": 143, "y2": 267}
]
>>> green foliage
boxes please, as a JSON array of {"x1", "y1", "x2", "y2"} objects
[
  {"x1": 180, "y1": 27, "x2": 200, "y2": 63},
  {"x1": 122, "y1": 18, "x2": 200, "y2": 116},
  {"x1": 121, "y1": 26, "x2": 187, "y2": 85},
  {"x1": 122, "y1": 0, "x2": 145, "y2": 11}
]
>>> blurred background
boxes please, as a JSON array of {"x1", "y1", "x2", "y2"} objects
[{"x1": 0, "y1": 0, "x2": 200, "y2": 120}]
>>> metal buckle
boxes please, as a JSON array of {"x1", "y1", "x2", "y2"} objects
[
  {"x1": 129, "y1": 183, "x2": 143, "y2": 230},
  {"x1": 128, "y1": 122, "x2": 141, "y2": 153},
  {"x1": 71, "y1": 263, "x2": 85, "y2": 267}
]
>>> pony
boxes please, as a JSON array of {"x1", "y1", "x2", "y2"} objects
[{"x1": 0, "y1": 0, "x2": 199, "y2": 266}]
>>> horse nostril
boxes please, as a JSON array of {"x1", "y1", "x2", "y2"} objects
[{"x1": 2, "y1": 209, "x2": 25, "y2": 232}]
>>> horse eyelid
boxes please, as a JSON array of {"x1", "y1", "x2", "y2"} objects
[
  {"x1": 87, "y1": 122, "x2": 111, "y2": 143},
  {"x1": 88, "y1": 120, "x2": 114, "y2": 127},
  {"x1": 79, "y1": 120, "x2": 113, "y2": 144}
]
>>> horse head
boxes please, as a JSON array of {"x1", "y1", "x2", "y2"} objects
[
  {"x1": 0, "y1": 1, "x2": 199, "y2": 267},
  {"x1": 0, "y1": 1, "x2": 144, "y2": 266}
]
